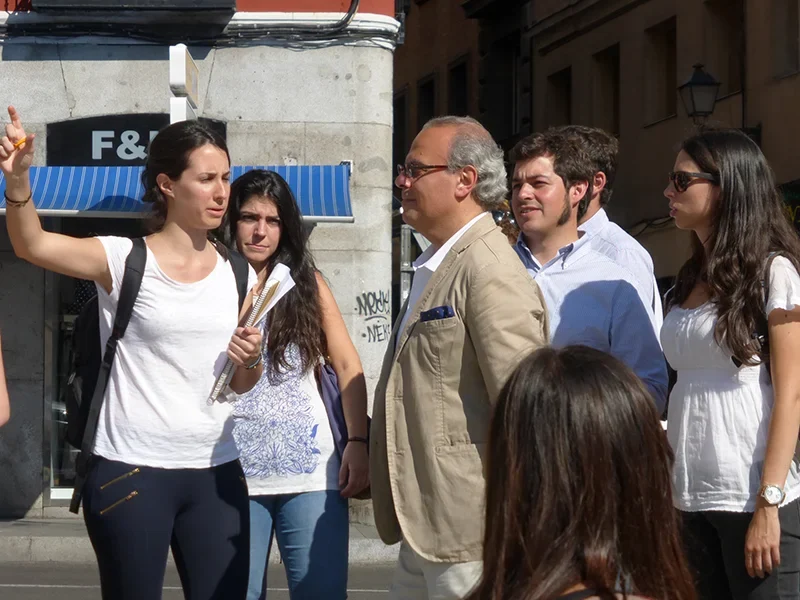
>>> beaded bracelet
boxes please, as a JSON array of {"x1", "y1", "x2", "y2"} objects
[{"x1": 348, "y1": 436, "x2": 368, "y2": 444}]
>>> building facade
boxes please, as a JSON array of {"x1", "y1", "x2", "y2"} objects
[
  {"x1": 531, "y1": 0, "x2": 800, "y2": 281},
  {"x1": 394, "y1": 0, "x2": 800, "y2": 285},
  {"x1": 0, "y1": 0, "x2": 399, "y2": 517}
]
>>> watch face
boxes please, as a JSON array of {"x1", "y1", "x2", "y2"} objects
[{"x1": 764, "y1": 486, "x2": 783, "y2": 505}]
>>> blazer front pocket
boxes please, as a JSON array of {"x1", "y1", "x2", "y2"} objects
[
  {"x1": 406, "y1": 316, "x2": 459, "y2": 372},
  {"x1": 402, "y1": 315, "x2": 462, "y2": 447}
]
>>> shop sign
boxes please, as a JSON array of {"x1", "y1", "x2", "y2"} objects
[{"x1": 46, "y1": 114, "x2": 226, "y2": 166}]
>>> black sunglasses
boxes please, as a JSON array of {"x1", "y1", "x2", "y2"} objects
[{"x1": 668, "y1": 170, "x2": 718, "y2": 193}]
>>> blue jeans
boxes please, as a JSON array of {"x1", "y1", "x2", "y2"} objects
[{"x1": 247, "y1": 490, "x2": 349, "y2": 600}]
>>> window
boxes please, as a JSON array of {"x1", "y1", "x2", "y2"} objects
[
  {"x1": 478, "y1": 34, "x2": 524, "y2": 147},
  {"x1": 546, "y1": 67, "x2": 572, "y2": 127},
  {"x1": 704, "y1": 0, "x2": 744, "y2": 95},
  {"x1": 448, "y1": 58, "x2": 469, "y2": 116},
  {"x1": 644, "y1": 17, "x2": 677, "y2": 123},
  {"x1": 417, "y1": 76, "x2": 436, "y2": 131},
  {"x1": 393, "y1": 89, "x2": 409, "y2": 171},
  {"x1": 773, "y1": 0, "x2": 800, "y2": 76},
  {"x1": 592, "y1": 44, "x2": 621, "y2": 135}
]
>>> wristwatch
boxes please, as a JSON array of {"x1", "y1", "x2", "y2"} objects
[{"x1": 759, "y1": 484, "x2": 786, "y2": 506}]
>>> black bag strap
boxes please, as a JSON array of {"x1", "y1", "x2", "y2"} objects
[
  {"x1": 731, "y1": 252, "x2": 779, "y2": 368},
  {"x1": 228, "y1": 249, "x2": 249, "y2": 313},
  {"x1": 762, "y1": 252, "x2": 779, "y2": 312},
  {"x1": 70, "y1": 237, "x2": 147, "y2": 513}
]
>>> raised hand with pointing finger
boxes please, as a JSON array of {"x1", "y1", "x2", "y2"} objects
[{"x1": 0, "y1": 106, "x2": 36, "y2": 185}]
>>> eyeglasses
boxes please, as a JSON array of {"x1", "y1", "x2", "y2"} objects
[
  {"x1": 668, "y1": 171, "x2": 718, "y2": 193},
  {"x1": 396, "y1": 163, "x2": 449, "y2": 181}
]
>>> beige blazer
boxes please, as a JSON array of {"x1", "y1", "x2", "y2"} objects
[{"x1": 370, "y1": 215, "x2": 549, "y2": 563}]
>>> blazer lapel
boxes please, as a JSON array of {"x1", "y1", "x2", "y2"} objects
[
  {"x1": 392, "y1": 214, "x2": 498, "y2": 361},
  {"x1": 392, "y1": 251, "x2": 458, "y2": 361}
]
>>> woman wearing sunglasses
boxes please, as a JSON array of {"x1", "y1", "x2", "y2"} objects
[{"x1": 662, "y1": 128, "x2": 800, "y2": 599}]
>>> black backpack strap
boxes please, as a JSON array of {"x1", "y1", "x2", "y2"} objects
[
  {"x1": 732, "y1": 252, "x2": 780, "y2": 369},
  {"x1": 228, "y1": 250, "x2": 249, "y2": 313},
  {"x1": 70, "y1": 237, "x2": 147, "y2": 513},
  {"x1": 762, "y1": 252, "x2": 779, "y2": 309}
]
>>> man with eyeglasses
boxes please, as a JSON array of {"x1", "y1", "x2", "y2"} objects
[
  {"x1": 371, "y1": 116, "x2": 549, "y2": 600},
  {"x1": 510, "y1": 127, "x2": 668, "y2": 410},
  {"x1": 562, "y1": 125, "x2": 664, "y2": 333}
]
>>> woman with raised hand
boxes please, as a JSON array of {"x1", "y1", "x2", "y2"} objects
[
  {"x1": 218, "y1": 169, "x2": 369, "y2": 600},
  {"x1": 0, "y1": 106, "x2": 262, "y2": 600},
  {"x1": 467, "y1": 345, "x2": 696, "y2": 600},
  {"x1": 662, "y1": 128, "x2": 800, "y2": 599}
]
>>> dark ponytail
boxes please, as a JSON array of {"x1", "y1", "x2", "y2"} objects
[{"x1": 141, "y1": 120, "x2": 230, "y2": 231}]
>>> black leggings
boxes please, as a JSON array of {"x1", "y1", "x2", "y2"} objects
[
  {"x1": 682, "y1": 500, "x2": 800, "y2": 600},
  {"x1": 83, "y1": 456, "x2": 250, "y2": 600}
]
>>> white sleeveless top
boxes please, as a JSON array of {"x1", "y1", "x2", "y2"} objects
[
  {"x1": 231, "y1": 328, "x2": 340, "y2": 496},
  {"x1": 661, "y1": 256, "x2": 800, "y2": 512},
  {"x1": 94, "y1": 236, "x2": 257, "y2": 469}
]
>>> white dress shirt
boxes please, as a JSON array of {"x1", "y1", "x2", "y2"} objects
[
  {"x1": 514, "y1": 233, "x2": 668, "y2": 411},
  {"x1": 580, "y1": 208, "x2": 663, "y2": 331},
  {"x1": 397, "y1": 212, "x2": 489, "y2": 349}
]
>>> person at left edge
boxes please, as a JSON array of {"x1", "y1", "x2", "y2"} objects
[{"x1": 0, "y1": 330, "x2": 9, "y2": 427}]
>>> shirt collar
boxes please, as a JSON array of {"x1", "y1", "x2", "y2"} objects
[
  {"x1": 578, "y1": 207, "x2": 609, "y2": 236},
  {"x1": 413, "y1": 212, "x2": 489, "y2": 272},
  {"x1": 515, "y1": 232, "x2": 590, "y2": 272}
]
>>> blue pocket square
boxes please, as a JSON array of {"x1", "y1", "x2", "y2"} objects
[{"x1": 420, "y1": 305, "x2": 455, "y2": 322}]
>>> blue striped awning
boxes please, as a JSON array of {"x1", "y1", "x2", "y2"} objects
[{"x1": 0, "y1": 164, "x2": 354, "y2": 222}]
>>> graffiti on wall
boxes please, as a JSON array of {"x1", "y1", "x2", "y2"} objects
[{"x1": 356, "y1": 289, "x2": 392, "y2": 343}]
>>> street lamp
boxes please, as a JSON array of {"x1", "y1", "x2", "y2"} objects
[
  {"x1": 678, "y1": 64, "x2": 721, "y2": 123},
  {"x1": 677, "y1": 63, "x2": 762, "y2": 145}
]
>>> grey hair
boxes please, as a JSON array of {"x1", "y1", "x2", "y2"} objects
[{"x1": 422, "y1": 116, "x2": 508, "y2": 210}]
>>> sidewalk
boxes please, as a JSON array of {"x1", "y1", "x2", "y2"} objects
[{"x1": 0, "y1": 518, "x2": 399, "y2": 565}]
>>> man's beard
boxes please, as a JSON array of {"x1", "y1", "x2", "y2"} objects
[{"x1": 556, "y1": 191, "x2": 572, "y2": 226}]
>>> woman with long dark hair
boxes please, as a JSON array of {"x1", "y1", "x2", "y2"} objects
[
  {"x1": 467, "y1": 345, "x2": 696, "y2": 600},
  {"x1": 218, "y1": 169, "x2": 369, "y2": 600},
  {"x1": 0, "y1": 107, "x2": 263, "y2": 599},
  {"x1": 662, "y1": 128, "x2": 800, "y2": 599}
]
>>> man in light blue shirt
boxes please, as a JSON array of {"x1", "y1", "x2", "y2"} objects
[
  {"x1": 563, "y1": 125, "x2": 663, "y2": 331},
  {"x1": 510, "y1": 128, "x2": 667, "y2": 410}
]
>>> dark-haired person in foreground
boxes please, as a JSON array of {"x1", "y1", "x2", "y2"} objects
[
  {"x1": 663, "y1": 129, "x2": 800, "y2": 599},
  {"x1": 1, "y1": 106, "x2": 261, "y2": 600},
  {"x1": 466, "y1": 345, "x2": 696, "y2": 600}
]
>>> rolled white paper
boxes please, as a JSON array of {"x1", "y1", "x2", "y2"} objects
[{"x1": 207, "y1": 263, "x2": 295, "y2": 404}]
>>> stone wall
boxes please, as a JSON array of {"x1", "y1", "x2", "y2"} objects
[{"x1": 0, "y1": 40, "x2": 393, "y2": 516}]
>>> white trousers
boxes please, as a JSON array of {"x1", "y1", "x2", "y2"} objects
[{"x1": 388, "y1": 539, "x2": 483, "y2": 600}]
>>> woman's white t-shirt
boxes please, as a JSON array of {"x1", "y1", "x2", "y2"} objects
[
  {"x1": 662, "y1": 256, "x2": 800, "y2": 512},
  {"x1": 92, "y1": 236, "x2": 256, "y2": 469}
]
